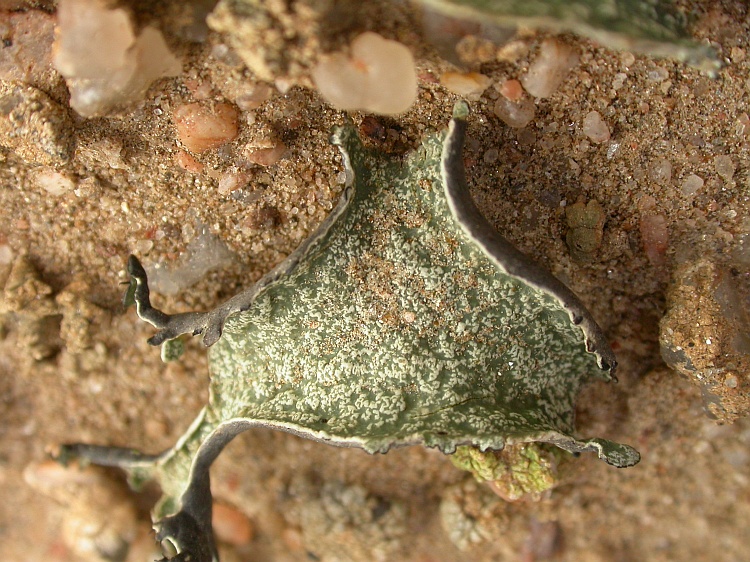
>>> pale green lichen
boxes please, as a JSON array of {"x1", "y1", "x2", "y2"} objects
[
  {"x1": 58, "y1": 103, "x2": 639, "y2": 562},
  {"x1": 419, "y1": 0, "x2": 720, "y2": 72},
  {"x1": 450, "y1": 444, "x2": 561, "y2": 501}
]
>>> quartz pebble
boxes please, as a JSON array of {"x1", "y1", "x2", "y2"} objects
[
  {"x1": 34, "y1": 169, "x2": 75, "y2": 196},
  {"x1": 521, "y1": 39, "x2": 579, "y2": 99},
  {"x1": 582, "y1": 111, "x2": 610, "y2": 143},
  {"x1": 218, "y1": 170, "x2": 250, "y2": 194},
  {"x1": 175, "y1": 149, "x2": 204, "y2": 173},
  {"x1": 174, "y1": 102, "x2": 239, "y2": 153},
  {"x1": 53, "y1": 0, "x2": 181, "y2": 117},
  {"x1": 714, "y1": 155, "x2": 735, "y2": 182},
  {"x1": 312, "y1": 32, "x2": 417, "y2": 115},
  {"x1": 681, "y1": 174, "x2": 704, "y2": 196},
  {"x1": 440, "y1": 72, "x2": 491, "y2": 98},
  {"x1": 245, "y1": 139, "x2": 287, "y2": 167},
  {"x1": 0, "y1": 10, "x2": 55, "y2": 84},
  {"x1": 640, "y1": 214, "x2": 669, "y2": 266},
  {"x1": 649, "y1": 158, "x2": 672, "y2": 185},
  {"x1": 497, "y1": 79, "x2": 524, "y2": 102},
  {"x1": 493, "y1": 96, "x2": 535, "y2": 128}
]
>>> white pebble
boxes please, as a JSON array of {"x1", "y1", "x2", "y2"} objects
[
  {"x1": 34, "y1": 169, "x2": 75, "y2": 195},
  {"x1": 493, "y1": 97, "x2": 535, "y2": 128},
  {"x1": 681, "y1": 174, "x2": 704, "y2": 196},
  {"x1": 521, "y1": 39, "x2": 579, "y2": 99},
  {"x1": 440, "y1": 72, "x2": 491, "y2": 99},
  {"x1": 312, "y1": 32, "x2": 417, "y2": 115},
  {"x1": 53, "y1": 0, "x2": 181, "y2": 117},
  {"x1": 612, "y1": 72, "x2": 627, "y2": 90},
  {"x1": 649, "y1": 158, "x2": 672, "y2": 185},
  {"x1": 714, "y1": 155, "x2": 735, "y2": 182},
  {"x1": 0, "y1": 244, "x2": 13, "y2": 265},
  {"x1": 582, "y1": 111, "x2": 610, "y2": 143},
  {"x1": 647, "y1": 67, "x2": 669, "y2": 82}
]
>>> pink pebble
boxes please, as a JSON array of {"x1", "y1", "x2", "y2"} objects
[
  {"x1": 245, "y1": 141, "x2": 287, "y2": 167},
  {"x1": 640, "y1": 214, "x2": 669, "y2": 266},
  {"x1": 498, "y1": 79, "x2": 524, "y2": 101},
  {"x1": 175, "y1": 149, "x2": 204, "y2": 172},
  {"x1": 174, "y1": 102, "x2": 239, "y2": 153}
]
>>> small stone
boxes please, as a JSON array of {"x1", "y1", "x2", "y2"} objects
[
  {"x1": 440, "y1": 71, "x2": 491, "y2": 98},
  {"x1": 483, "y1": 148, "x2": 499, "y2": 164},
  {"x1": 714, "y1": 155, "x2": 735, "y2": 182},
  {"x1": 217, "y1": 170, "x2": 250, "y2": 194},
  {"x1": 493, "y1": 96, "x2": 535, "y2": 128},
  {"x1": 612, "y1": 72, "x2": 627, "y2": 90},
  {"x1": 455, "y1": 35, "x2": 498, "y2": 65},
  {"x1": 312, "y1": 32, "x2": 417, "y2": 115},
  {"x1": 53, "y1": 0, "x2": 181, "y2": 117},
  {"x1": 212, "y1": 502, "x2": 254, "y2": 546},
  {"x1": 582, "y1": 111, "x2": 610, "y2": 143},
  {"x1": 521, "y1": 39, "x2": 579, "y2": 99},
  {"x1": 647, "y1": 67, "x2": 670, "y2": 82},
  {"x1": 134, "y1": 239, "x2": 154, "y2": 254},
  {"x1": 175, "y1": 149, "x2": 204, "y2": 173},
  {"x1": 235, "y1": 83, "x2": 273, "y2": 111},
  {"x1": 620, "y1": 52, "x2": 636, "y2": 67},
  {"x1": 0, "y1": 244, "x2": 13, "y2": 265},
  {"x1": 34, "y1": 169, "x2": 75, "y2": 196},
  {"x1": 23, "y1": 460, "x2": 139, "y2": 562},
  {"x1": 497, "y1": 78, "x2": 524, "y2": 102},
  {"x1": 244, "y1": 139, "x2": 287, "y2": 167},
  {"x1": 639, "y1": 214, "x2": 669, "y2": 266},
  {"x1": 174, "y1": 102, "x2": 239, "y2": 153},
  {"x1": 649, "y1": 158, "x2": 672, "y2": 185},
  {"x1": 681, "y1": 174, "x2": 704, "y2": 196},
  {"x1": 0, "y1": 10, "x2": 55, "y2": 85},
  {"x1": 496, "y1": 40, "x2": 528, "y2": 63}
]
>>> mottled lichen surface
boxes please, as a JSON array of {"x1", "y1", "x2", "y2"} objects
[{"x1": 206, "y1": 123, "x2": 604, "y2": 454}]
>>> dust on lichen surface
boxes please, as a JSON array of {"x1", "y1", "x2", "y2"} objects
[{"x1": 1, "y1": 0, "x2": 749, "y2": 561}]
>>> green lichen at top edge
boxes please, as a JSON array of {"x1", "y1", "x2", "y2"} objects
[{"x1": 419, "y1": 0, "x2": 720, "y2": 72}]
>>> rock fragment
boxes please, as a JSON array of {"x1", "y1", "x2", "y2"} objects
[
  {"x1": 440, "y1": 71, "x2": 491, "y2": 99},
  {"x1": 0, "y1": 82, "x2": 75, "y2": 165},
  {"x1": 312, "y1": 32, "x2": 417, "y2": 115},
  {"x1": 174, "y1": 102, "x2": 239, "y2": 153},
  {"x1": 23, "y1": 460, "x2": 140, "y2": 562},
  {"x1": 660, "y1": 258, "x2": 750, "y2": 422},
  {"x1": 582, "y1": 111, "x2": 610, "y2": 143},
  {"x1": 0, "y1": 9, "x2": 56, "y2": 85},
  {"x1": 521, "y1": 39, "x2": 579, "y2": 99},
  {"x1": 53, "y1": 0, "x2": 181, "y2": 117}
]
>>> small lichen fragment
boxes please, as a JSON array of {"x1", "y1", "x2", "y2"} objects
[
  {"x1": 282, "y1": 476, "x2": 407, "y2": 561},
  {"x1": 565, "y1": 199, "x2": 605, "y2": 261},
  {"x1": 450, "y1": 444, "x2": 560, "y2": 502}
]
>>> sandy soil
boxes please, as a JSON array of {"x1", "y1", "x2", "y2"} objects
[{"x1": 1, "y1": 1, "x2": 749, "y2": 561}]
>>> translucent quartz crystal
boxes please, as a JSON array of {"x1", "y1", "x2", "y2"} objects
[
  {"x1": 53, "y1": 0, "x2": 181, "y2": 117},
  {"x1": 312, "y1": 32, "x2": 417, "y2": 115}
]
